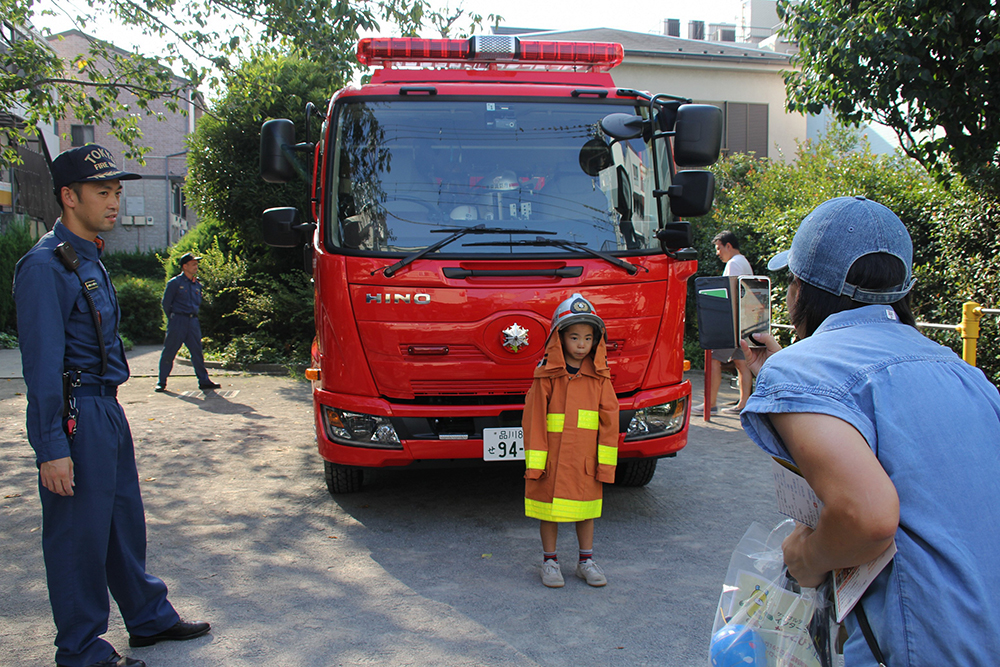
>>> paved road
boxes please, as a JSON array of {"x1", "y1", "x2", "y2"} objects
[{"x1": 0, "y1": 347, "x2": 780, "y2": 667}]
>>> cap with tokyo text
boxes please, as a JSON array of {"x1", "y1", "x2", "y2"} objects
[{"x1": 51, "y1": 144, "x2": 141, "y2": 193}]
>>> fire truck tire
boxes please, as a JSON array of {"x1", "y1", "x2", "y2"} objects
[
  {"x1": 614, "y1": 457, "x2": 658, "y2": 487},
  {"x1": 325, "y1": 461, "x2": 365, "y2": 494}
]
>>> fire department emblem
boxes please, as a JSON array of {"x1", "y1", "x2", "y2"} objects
[{"x1": 501, "y1": 323, "x2": 530, "y2": 353}]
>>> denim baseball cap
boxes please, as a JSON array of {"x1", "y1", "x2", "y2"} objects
[
  {"x1": 767, "y1": 196, "x2": 914, "y2": 304},
  {"x1": 51, "y1": 144, "x2": 141, "y2": 193}
]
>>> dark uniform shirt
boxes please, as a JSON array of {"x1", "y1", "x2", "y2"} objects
[
  {"x1": 162, "y1": 272, "x2": 203, "y2": 317},
  {"x1": 14, "y1": 221, "x2": 129, "y2": 464}
]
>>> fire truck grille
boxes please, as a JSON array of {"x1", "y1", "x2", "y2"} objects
[{"x1": 411, "y1": 379, "x2": 532, "y2": 396}]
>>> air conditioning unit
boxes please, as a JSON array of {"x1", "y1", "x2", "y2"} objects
[{"x1": 145, "y1": 216, "x2": 155, "y2": 226}]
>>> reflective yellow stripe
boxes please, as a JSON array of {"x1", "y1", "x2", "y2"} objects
[
  {"x1": 547, "y1": 413, "x2": 565, "y2": 432},
  {"x1": 598, "y1": 444, "x2": 617, "y2": 466},
  {"x1": 577, "y1": 409, "x2": 599, "y2": 430},
  {"x1": 525, "y1": 449, "x2": 548, "y2": 470},
  {"x1": 525, "y1": 497, "x2": 603, "y2": 522}
]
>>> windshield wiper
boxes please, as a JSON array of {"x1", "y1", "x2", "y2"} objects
[
  {"x1": 464, "y1": 237, "x2": 640, "y2": 275},
  {"x1": 376, "y1": 225, "x2": 556, "y2": 277}
]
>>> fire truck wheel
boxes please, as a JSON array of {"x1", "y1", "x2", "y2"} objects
[
  {"x1": 614, "y1": 458, "x2": 658, "y2": 487},
  {"x1": 324, "y1": 461, "x2": 365, "y2": 494}
]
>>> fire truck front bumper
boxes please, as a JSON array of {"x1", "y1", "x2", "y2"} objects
[{"x1": 312, "y1": 382, "x2": 691, "y2": 468}]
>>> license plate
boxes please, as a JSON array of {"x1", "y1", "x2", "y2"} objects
[{"x1": 482, "y1": 427, "x2": 524, "y2": 461}]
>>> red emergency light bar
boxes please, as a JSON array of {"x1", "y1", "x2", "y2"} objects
[{"x1": 356, "y1": 36, "x2": 624, "y2": 71}]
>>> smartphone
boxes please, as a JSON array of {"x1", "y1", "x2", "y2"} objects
[{"x1": 738, "y1": 276, "x2": 770, "y2": 347}]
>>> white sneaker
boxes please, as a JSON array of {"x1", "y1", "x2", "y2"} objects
[
  {"x1": 576, "y1": 558, "x2": 607, "y2": 587},
  {"x1": 541, "y1": 559, "x2": 564, "y2": 588}
]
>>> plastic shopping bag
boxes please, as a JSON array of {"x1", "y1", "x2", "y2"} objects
[{"x1": 710, "y1": 520, "x2": 837, "y2": 667}]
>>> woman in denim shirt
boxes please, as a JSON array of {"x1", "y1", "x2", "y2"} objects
[{"x1": 739, "y1": 197, "x2": 1000, "y2": 666}]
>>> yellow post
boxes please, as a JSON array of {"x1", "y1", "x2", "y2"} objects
[{"x1": 958, "y1": 301, "x2": 982, "y2": 366}]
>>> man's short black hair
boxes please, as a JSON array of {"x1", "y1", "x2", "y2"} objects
[
  {"x1": 790, "y1": 253, "x2": 916, "y2": 337},
  {"x1": 712, "y1": 230, "x2": 740, "y2": 250}
]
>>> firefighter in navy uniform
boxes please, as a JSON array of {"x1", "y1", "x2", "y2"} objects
[
  {"x1": 14, "y1": 145, "x2": 210, "y2": 667},
  {"x1": 154, "y1": 253, "x2": 219, "y2": 392}
]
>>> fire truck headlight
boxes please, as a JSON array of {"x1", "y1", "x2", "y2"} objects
[
  {"x1": 624, "y1": 398, "x2": 687, "y2": 441},
  {"x1": 322, "y1": 406, "x2": 401, "y2": 448}
]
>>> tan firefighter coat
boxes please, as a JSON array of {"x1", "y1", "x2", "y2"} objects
[{"x1": 522, "y1": 327, "x2": 620, "y2": 522}]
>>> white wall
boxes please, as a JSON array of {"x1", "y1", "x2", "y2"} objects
[{"x1": 613, "y1": 56, "x2": 807, "y2": 161}]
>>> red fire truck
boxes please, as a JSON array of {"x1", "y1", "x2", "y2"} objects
[{"x1": 260, "y1": 36, "x2": 722, "y2": 493}]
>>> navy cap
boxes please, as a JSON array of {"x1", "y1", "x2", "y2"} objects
[
  {"x1": 179, "y1": 253, "x2": 202, "y2": 266},
  {"x1": 51, "y1": 144, "x2": 141, "y2": 193},
  {"x1": 767, "y1": 196, "x2": 914, "y2": 304}
]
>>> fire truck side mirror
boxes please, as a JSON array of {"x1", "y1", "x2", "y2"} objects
[
  {"x1": 260, "y1": 119, "x2": 297, "y2": 183},
  {"x1": 673, "y1": 105, "x2": 723, "y2": 168},
  {"x1": 665, "y1": 170, "x2": 716, "y2": 218},
  {"x1": 262, "y1": 207, "x2": 304, "y2": 248},
  {"x1": 656, "y1": 222, "x2": 694, "y2": 250}
]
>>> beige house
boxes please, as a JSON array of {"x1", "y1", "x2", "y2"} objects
[
  {"x1": 45, "y1": 29, "x2": 203, "y2": 252},
  {"x1": 515, "y1": 27, "x2": 804, "y2": 162}
]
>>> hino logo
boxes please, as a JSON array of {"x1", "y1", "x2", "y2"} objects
[{"x1": 366, "y1": 293, "x2": 431, "y2": 304}]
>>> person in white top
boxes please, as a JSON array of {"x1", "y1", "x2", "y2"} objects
[{"x1": 694, "y1": 231, "x2": 754, "y2": 415}]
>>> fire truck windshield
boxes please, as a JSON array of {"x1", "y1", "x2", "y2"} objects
[{"x1": 329, "y1": 99, "x2": 669, "y2": 256}]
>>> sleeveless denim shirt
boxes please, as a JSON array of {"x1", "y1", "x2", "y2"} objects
[{"x1": 742, "y1": 305, "x2": 1000, "y2": 666}]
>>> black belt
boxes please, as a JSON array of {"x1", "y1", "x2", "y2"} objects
[
  {"x1": 173, "y1": 313, "x2": 197, "y2": 318},
  {"x1": 73, "y1": 385, "x2": 118, "y2": 397}
]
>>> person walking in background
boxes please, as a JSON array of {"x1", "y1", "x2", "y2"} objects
[
  {"x1": 155, "y1": 253, "x2": 220, "y2": 392},
  {"x1": 740, "y1": 196, "x2": 1000, "y2": 665},
  {"x1": 693, "y1": 230, "x2": 753, "y2": 415},
  {"x1": 523, "y1": 294, "x2": 619, "y2": 588},
  {"x1": 14, "y1": 144, "x2": 210, "y2": 667}
]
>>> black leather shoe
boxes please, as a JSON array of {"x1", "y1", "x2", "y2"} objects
[
  {"x1": 199, "y1": 381, "x2": 221, "y2": 390},
  {"x1": 59, "y1": 651, "x2": 145, "y2": 667},
  {"x1": 153, "y1": 383, "x2": 166, "y2": 392},
  {"x1": 129, "y1": 619, "x2": 211, "y2": 647}
]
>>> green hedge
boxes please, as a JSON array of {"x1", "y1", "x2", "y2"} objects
[
  {"x1": 0, "y1": 219, "x2": 38, "y2": 335},
  {"x1": 102, "y1": 248, "x2": 165, "y2": 280},
  {"x1": 113, "y1": 276, "x2": 164, "y2": 344}
]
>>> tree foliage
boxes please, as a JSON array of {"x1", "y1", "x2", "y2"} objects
[
  {"x1": 185, "y1": 50, "x2": 338, "y2": 269},
  {"x1": 2, "y1": 0, "x2": 497, "y2": 169},
  {"x1": 779, "y1": 0, "x2": 1000, "y2": 193},
  {"x1": 688, "y1": 125, "x2": 1000, "y2": 384}
]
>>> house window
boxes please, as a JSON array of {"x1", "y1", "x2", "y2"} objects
[
  {"x1": 71, "y1": 125, "x2": 94, "y2": 147},
  {"x1": 172, "y1": 183, "x2": 187, "y2": 217},
  {"x1": 722, "y1": 102, "x2": 768, "y2": 157}
]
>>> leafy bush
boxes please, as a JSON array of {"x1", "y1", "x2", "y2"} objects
[
  {"x1": 181, "y1": 236, "x2": 313, "y2": 368},
  {"x1": 0, "y1": 331, "x2": 18, "y2": 349},
  {"x1": 113, "y1": 276, "x2": 164, "y2": 344},
  {"x1": 0, "y1": 219, "x2": 37, "y2": 333}
]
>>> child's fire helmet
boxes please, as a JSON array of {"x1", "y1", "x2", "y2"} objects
[{"x1": 551, "y1": 293, "x2": 606, "y2": 339}]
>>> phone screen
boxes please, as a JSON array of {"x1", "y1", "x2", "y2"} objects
[{"x1": 738, "y1": 277, "x2": 770, "y2": 346}]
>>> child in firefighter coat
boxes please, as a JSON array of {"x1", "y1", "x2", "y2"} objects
[{"x1": 523, "y1": 293, "x2": 620, "y2": 588}]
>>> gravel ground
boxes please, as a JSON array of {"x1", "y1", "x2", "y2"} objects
[{"x1": 0, "y1": 346, "x2": 780, "y2": 667}]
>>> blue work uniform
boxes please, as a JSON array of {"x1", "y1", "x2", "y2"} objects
[
  {"x1": 14, "y1": 221, "x2": 179, "y2": 667},
  {"x1": 157, "y1": 273, "x2": 211, "y2": 386}
]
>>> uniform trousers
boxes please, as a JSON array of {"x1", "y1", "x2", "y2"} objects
[
  {"x1": 158, "y1": 314, "x2": 210, "y2": 386},
  {"x1": 40, "y1": 395, "x2": 179, "y2": 666}
]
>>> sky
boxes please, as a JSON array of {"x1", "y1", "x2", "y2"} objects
[
  {"x1": 30, "y1": 0, "x2": 749, "y2": 102},
  {"x1": 33, "y1": 0, "x2": 748, "y2": 59}
]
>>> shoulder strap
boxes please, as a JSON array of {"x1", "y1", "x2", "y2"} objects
[
  {"x1": 855, "y1": 601, "x2": 887, "y2": 666},
  {"x1": 55, "y1": 242, "x2": 108, "y2": 376}
]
